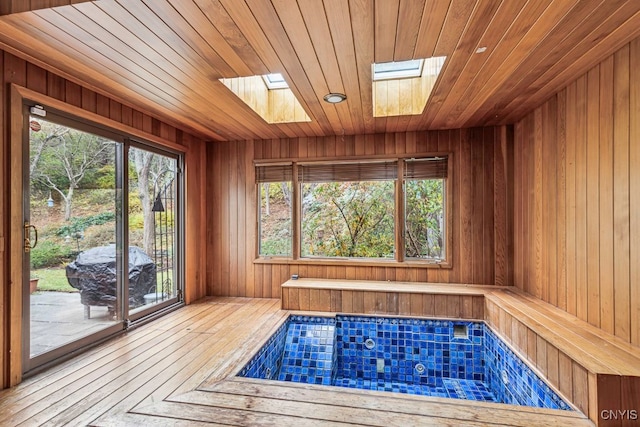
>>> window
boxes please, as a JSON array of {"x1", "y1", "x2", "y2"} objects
[
  {"x1": 404, "y1": 158, "x2": 447, "y2": 260},
  {"x1": 255, "y1": 156, "x2": 449, "y2": 264},
  {"x1": 373, "y1": 59, "x2": 424, "y2": 81},
  {"x1": 299, "y1": 162, "x2": 396, "y2": 258},
  {"x1": 262, "y1": 73, "x2": 289, "y2": 89},
  {"x1": 256, "y1": 164, "x2": 292, "y2": 256}
]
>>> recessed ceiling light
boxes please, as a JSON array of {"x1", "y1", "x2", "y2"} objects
[
  {"x1": 476, "y1": 47, "x2": 487, "y2": 54},
  {"x1": 323, "y1": 93, "x2": 347, "y2": 104}
]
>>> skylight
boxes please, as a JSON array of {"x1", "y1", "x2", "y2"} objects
[
  {"x1": 262, "y1": 73, "x2": 289, "y2": 89},
  {"x1": 371, "y1": 56, "x2": 447, "y2": 117},
  {"x1": 373, "y1": 59, "x2": 424, "y2": 81},
  {"x1": 220, "y1": 75, "x2": 310, "y2": 124}
]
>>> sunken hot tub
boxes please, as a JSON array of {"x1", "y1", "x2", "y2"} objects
[{"x1": 238, "y1": 314, "x2": 573, "y2": 411}]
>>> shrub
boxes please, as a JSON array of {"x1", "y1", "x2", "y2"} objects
[
  {"x1": 83, "y1": 223, "x2": 116, "y2": 248},
  {"x1": 30, "y1": 240, "x2": 74, "y2": 269},
  {"x1": 57, "y1": 212, "x2": 116, "y2": 237}
]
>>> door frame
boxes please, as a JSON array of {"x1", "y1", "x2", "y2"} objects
[
  {"x1": 7, "y1": 84, "x2": 187, "y2": 385},
  {"x1": 125, "y1": 140, "x2": 185, "y2": 323},
  {"x1": 21, "y1": 106, "x2": 130, "y2": 374}
]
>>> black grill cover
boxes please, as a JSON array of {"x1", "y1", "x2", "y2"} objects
[{"x1": 66, "y1": 244, "x2": 157, "y2": 308}]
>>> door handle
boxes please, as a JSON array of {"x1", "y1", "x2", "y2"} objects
[{"x1": 24, "y1": 222, "x2": 38, "y2": 253}]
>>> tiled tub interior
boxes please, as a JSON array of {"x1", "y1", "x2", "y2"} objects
[{"x1": 238, "y1": 315, "x2": 573, "y2": 411}]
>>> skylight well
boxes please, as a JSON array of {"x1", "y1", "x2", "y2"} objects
[
  {"x1": 220, "y1": 73, "x2": 310, "y2": 124},
  {"x1": 372, "y1": 56, "x2": 446, "y2": 117}
]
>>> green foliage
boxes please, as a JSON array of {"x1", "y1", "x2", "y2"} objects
[
  {"x1": 405, "y1": 179, "x2": 444, "y2": 259},
  {"x1": 129, "y1": 212, "x2": 145, "y2": 231},
  {"x1": 84, "y1": 164, "x2": 116, "y2": 189},
  {"x1": 83, "y1": 222, "x2": 115, "y2": 248},
  {"x1": 30, "y1": 241, "x2": 74, "y2": 269},
  {"x1": 259, "y1": 182, "x2": 292, "y2": 256},
  {"x1": 57, "y1": 212, "x2": 116, "y2": 237},
  {"x1": 83, "y1": 189, "x2": 116, "y2": 206},
  {"x1": 129, "y1": 190, "x2": 143, "y2": 213},
  {"x1": 301, "y1": 181, "x2": 394, "y2": 258},
  {"x1": 260, "y1": 237, "x2": 291, "y2": 257},
  {"x1": 259, "y1": 177, "x2": 444, "y2": 260}
]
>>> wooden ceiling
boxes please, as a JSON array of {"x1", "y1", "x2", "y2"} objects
[{"x1": 0, "y1": 0, "x2": 639, "y2": 142}]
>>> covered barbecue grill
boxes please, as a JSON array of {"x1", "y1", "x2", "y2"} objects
[{"x1": 66, "y1": 244, "x2": 157, "y2": 318}]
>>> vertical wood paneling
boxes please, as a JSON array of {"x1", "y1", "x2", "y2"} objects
[
  {"x1": 514, "y1": 40, "x2": 639, "y2": 346},
  {"x1": 0, "y1": 50, "x2": 5, "y2": 389},
  {"x1": 598, "y1": 55, "x2": 614, "y2": 335},
  {"x1": 208, "y1": 127, "x2": 512, "y2": 298},
  {"x1": 575, "y1": 75, "x2": 588, "y2": 321},
  {"x1": 458, "y1": 129, "x2": 473, "y2": 283},
  {"x1": 533, "y1": 108, "x2": 543, "y2": 299},
  {"x1": 565, "y1": 81, "x2": 577, "y2": 317},
  {"x1": 556, "y1": 90, "x2": 567, "y2": 311},
  {"x1": 612, "y1": 45, "x2": 630, "y2": 344},
  {"x1": 483, "y1": 128, "x2": 495, "y2": 285},
  {"x1": 586, "y1": 66, "x2": 600, "y2": 328},
  {"x1": 629, "y1": 38, "x2": 640, "y2": 347}
]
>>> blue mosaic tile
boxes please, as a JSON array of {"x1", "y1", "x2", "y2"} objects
[
  {"x1": 442, "y1": 378, "x2": 496, "y2": 401},
  {"x1": 484, "y1": 327, "x2": 572, "y2": 411},
  {"x1": 237, "y1": 318, "x2": 289, "y2": 380},
  {"x1": 336, "y1": 316, "x2": 485, "y2": 386},
  {"x1": 278, "y1": 323, "x2": 337, "y2": 385},
  {"x1": 237, "y1": 314, "x2": 573, "y2": 412}
]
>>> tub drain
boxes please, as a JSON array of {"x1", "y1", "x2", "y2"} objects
[
  {"x1": 415, "y1": 363, "x2": 426, "y2": 375},
  {"x1": 364, "y1": 338, "x2": 376, "y2": 350}
]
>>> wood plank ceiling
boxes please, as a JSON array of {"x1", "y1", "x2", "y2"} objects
[{"x1": 0, "y1": 0, "x2": 639, "y2": 142}]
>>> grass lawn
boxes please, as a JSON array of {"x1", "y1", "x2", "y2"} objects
[
  {"x1": 32, "y1": 268, "x2": 77, "y2": 292},
  {"x1": 33, "y1": 268, "x2": 174, "y2": 294}
]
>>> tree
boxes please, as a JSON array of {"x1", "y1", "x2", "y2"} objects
[
  {"x1": 32, "y1": 123, "x2": 114, "y2": 221},
  {"x1": 131, "y1": 149, "x2": 154, "y2": 255},
  {"x1": 301, "y1": 181, "x2": 394, "y2": 257},
  {"x1": 29, "y1": 122, "x2": 68, "y2": 176},
  {"x1": 404, "y1": 179, "x2": 444, "y2": 258},
  {"x1": 130, "y1": 148, "x2": 174, "y2": 256}
]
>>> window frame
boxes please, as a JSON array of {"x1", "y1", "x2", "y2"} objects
[
  {"x1": 254, "y1": 154, "x2": 453, "y2": 268},
  {"x1": 255, "y1": 163, "x2": 294, "y2": 258}
]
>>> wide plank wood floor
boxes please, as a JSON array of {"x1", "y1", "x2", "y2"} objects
[{"x1": 0, "y1": 297, "x2": 594, "y2": 426}]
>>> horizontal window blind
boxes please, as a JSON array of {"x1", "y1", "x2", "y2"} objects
[
  {"x1": 299, "y1": 161, "x2": 397, "y2": 183},
  {"x1": 255, "y1": 164, "x2": 292, "y2": 183},
  {"x1": 404, "y1": 157, "x2": 448, "y2": 179}
]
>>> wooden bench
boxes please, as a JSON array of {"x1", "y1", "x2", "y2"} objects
[
  {"x1": 281, "y1": 278, "x2": 504, "y2": 320},
  {"x1": 282, "y1": 278, "x2": 640, "y2": 426},
  {"x1": 485, "y1": 289, "x2": 640, "y2": 426}
]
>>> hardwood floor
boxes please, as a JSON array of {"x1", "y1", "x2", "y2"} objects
[{"x1": 0, "y1": 298, "x2": 594, "y2": 426}]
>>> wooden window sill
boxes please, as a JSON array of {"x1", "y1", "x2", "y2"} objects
[{"x1": 253, "y1": 257, "x2": 452, "y2": 269}]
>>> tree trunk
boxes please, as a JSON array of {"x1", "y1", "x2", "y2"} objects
[
  {"x1": 264, "y1": 183, "x2": 270, "y2": 215},
  {"x1": 134, "y1": 150, "x2": 155, "y2": 256},
  {"x1": 64, "y1": 186, "x2": 74, "y2": 221}
]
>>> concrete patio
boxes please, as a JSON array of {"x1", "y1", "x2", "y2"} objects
[{"x1": 29, "y1": 291, "x2": 116, "y2": 357}]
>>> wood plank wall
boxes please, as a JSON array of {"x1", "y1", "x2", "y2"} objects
[
  {"x1": 0, "y1": 50, "x2": 207, "y2": 389},
  {"x1": 207, "y1": 127, "x2": 514, "y2": 298},
  {"x1": 513, "y1": 38, "x2": 640, "y2": 347}
]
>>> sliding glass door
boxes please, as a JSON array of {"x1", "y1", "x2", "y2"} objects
[
  {"x1": 23, "y1": 106, "x2": 183, "y2": 372},
  {"x1": 127, "y1": 145, "x2": 181, "y2": 320}
]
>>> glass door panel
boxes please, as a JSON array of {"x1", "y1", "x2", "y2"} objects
[
  {"x1": 26, "y1": 113, "x2": 123, "y2": 365},
  {"x1": 127, "y1": 146, "x2": 179, "y2": 317}
]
